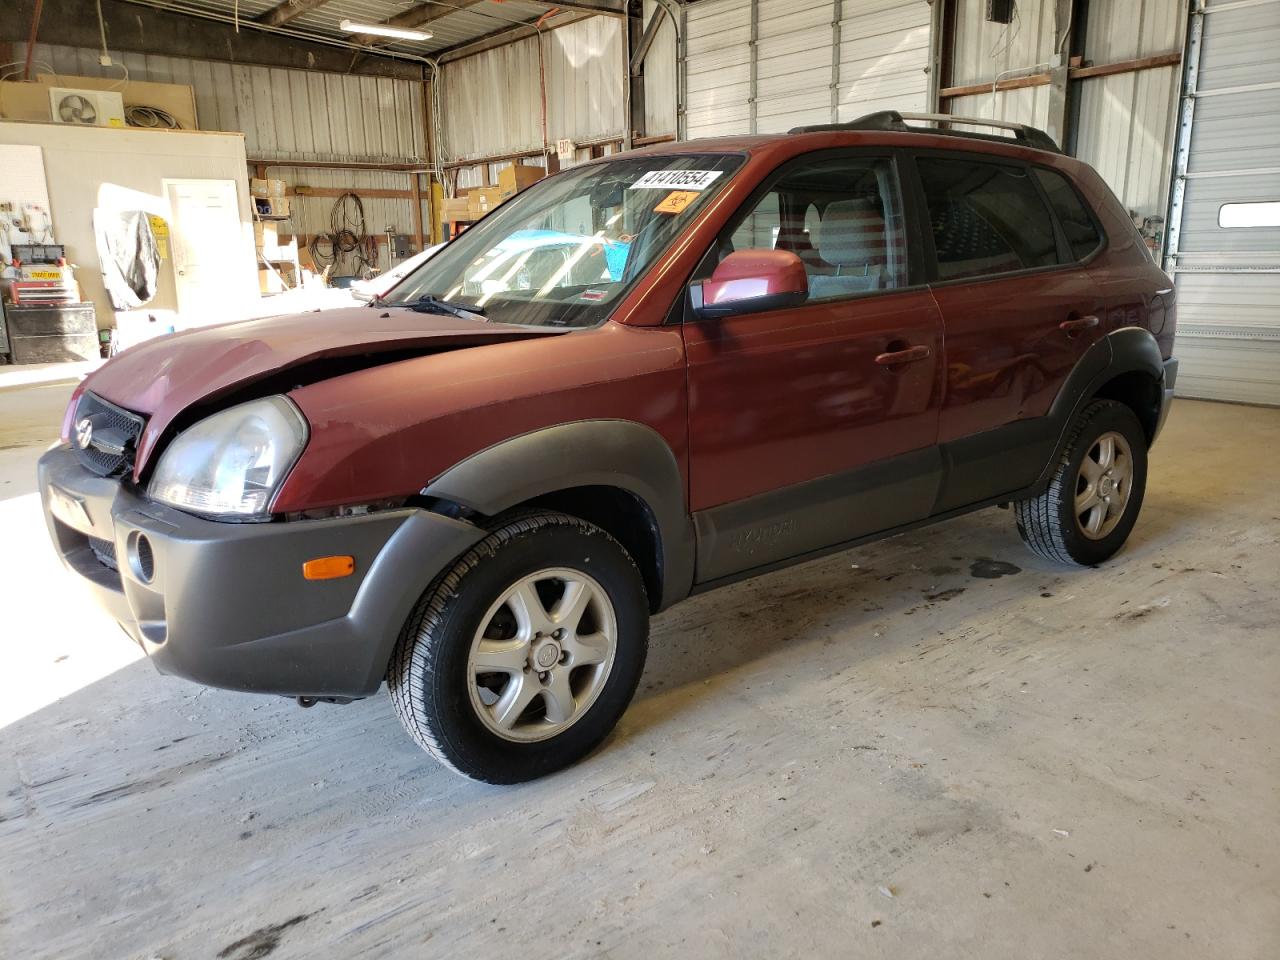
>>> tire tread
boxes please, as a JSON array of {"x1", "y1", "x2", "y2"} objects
[{"x1": 1015, "y1": 399, "x2": 1128, "y2": 566}]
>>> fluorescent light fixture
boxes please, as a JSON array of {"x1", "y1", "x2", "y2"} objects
[{"x1": 339, "y1": 19, "x2": 433, "y2": 41}]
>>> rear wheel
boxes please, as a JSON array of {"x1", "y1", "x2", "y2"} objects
[
  {"x1": 1015, "y1": 399, "x2": 1148, "y2": 566},
  {"x1": 388, "y1": 512, "x2": 649, "y2": 783}
]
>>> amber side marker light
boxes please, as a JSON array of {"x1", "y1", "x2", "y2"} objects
[{"x1": 303, "y1": 556, "x2": 355, "y2": 580}]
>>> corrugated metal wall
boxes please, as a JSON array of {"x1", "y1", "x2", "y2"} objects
[
  {"x1": 684, "y1": 0, "x2": 931, "y2": 140},
  {"x1": 545, "y1": 17, "x2": 628, "y2": 146},
  {"x1": 439, "y1": 17, "x2": 627, "y2": 165},
  {"x1": 440, "y1": 36, "x2": 544, "y2": 163},
  {"x1": 18, "y1": 42, "x2": 428, "y2": 275},
  {"x1": 946, "y1": 0, "x2": 1182, "y2": 223},
  {"x1": 1074, "y1": 0, "x2": 1183, "y2": 223},
  {"x1": 641, "y1": 0, "x2": 679, "y2": 138},
  {"x1": 20, "y1": 42, "x2": 426, "y2": 163},
  {"x1": 262, "y1": 166, "x2": 424, "y2": 272},
  {"x1": 948, "y1": 0, "x2": 1057, "y2": 126}
]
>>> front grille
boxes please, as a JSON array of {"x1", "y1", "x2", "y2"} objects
[
  {"x1": 88, "y1": 536, "x2": 119, "y2": 571},
  {"x1": 72, "y1": 392, "x2": 146, "y2": 478}
]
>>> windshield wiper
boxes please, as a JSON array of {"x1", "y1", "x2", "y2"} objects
[
  {"x1": 370, "y1": 294, "x2": 487, "y2": 319},
  {"x1": 412, "y1": 295, "x2": 487, "y2": 319}
]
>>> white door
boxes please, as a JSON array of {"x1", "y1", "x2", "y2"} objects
[
  {"x1": 1166, "y1": 0, "x2": 1280, "y2": 405},
  {"x1": 163, "y1": 179, "x2": 257, "y2": 327}
]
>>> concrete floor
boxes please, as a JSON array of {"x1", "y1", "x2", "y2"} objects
[{"x1": 1, "y1": 383, "x2": 1277, "y2": 960}]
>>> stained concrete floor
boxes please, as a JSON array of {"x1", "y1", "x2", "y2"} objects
[{"x1": 1, "y1": 383, "x2": 1277, "y2": 960}]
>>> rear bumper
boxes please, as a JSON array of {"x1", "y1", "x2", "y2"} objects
[
  {"x1": 38, "y1": 445, "x2": 484, "y2": 698},
  {"x1": 1154, "y1": 356, "x2": 1178, "y2": 443}
]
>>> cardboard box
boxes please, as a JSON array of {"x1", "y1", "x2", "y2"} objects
[
  {"x1": 498, "y1": 162, "x2": 544, "y2": 199},
  {"x1": 253, "y1": 220, "x2": 278, "y2": 250},
  {"x1": 253, "y1": 196, "x2": 291, "y2": 219},
  {"x1": 258, "y1": 267, "x2": 283, "y2": 295},
  {"x1": 440, "y1": 197, "x2": 470, "y2": 222},
  {"x1": 251, "y1": 178, "x2": 286, "y2": 198},
  {"x1": 258, "y1": 264, "x2": 295, "y2": 295},
  {"x1": 255, "y1": 225, "x2": 297, "y2": 262},
  {"x1": 467, "y1": 186, "x2": 504, "y2": 220}
]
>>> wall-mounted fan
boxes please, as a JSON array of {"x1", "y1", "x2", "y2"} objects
[
  {"x1": 58, "y1": 93, "x2": 97, "y2": 124},
  {"x1": 47, "y1": 88, "x2": 126, "y2": 128}
]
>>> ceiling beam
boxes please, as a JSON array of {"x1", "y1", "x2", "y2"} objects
[
  {"x1": 523, "y1": 0, "x2": 626, "y2": 15},
  {"x1": 353, "y1": 0, "x2": 487, "y2": 49},
  {"x1": 435, "y1": 11, "x2": 594, "y2": 64},
  {"x1": 256, "y1": 0, "x2": 334, "y2": 28},
  {"x1": 5, "y1": 0, "x2": 423, "y2": 78},
  {"x1": 362, "y1": 0, "x2": 624, "y2": 44}
]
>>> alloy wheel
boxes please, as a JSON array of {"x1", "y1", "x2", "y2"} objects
[
  {"x1": 1074, "y1": 430, "x2": 1134, "y2": 540},
  {"x1": 465, "y1": 568, "x2": 618, "y2": 743}
]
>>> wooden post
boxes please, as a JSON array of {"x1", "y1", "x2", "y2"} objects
[{"x1": 409, "y1": 173, "x2": 424, "y2": 252}]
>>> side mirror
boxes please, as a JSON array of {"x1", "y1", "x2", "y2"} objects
[{"x1": 690, "y1": 249, "x2": 808, "y2": 319}]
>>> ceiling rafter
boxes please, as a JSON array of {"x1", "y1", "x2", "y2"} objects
[
  {"x1": 360, "y1": 0, "x2": 625, "y2": 46},
  {"x1": 355, "y1": 0, "x2": 489, "y2": 48},
  {"x1": 255, "y1": 0, "x2": 335, "y2": 28}
]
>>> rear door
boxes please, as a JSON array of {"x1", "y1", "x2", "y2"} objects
[
  {"x1": 684, "y1": 150, "x2": 945, "y2": 583},
  {"x1": 911, "y1": 153, "x2": 1106, "y2": 512}
]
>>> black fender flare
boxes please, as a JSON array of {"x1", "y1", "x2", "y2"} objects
[
  {"x1": 1037, "y1": 326, "x2": 1165, "y2": 487},
  {"x1": 422, "y1": 420, "x2": 696, "y2": 610}
]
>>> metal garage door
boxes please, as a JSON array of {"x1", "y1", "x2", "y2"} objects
[
  {"x1": 1166, "y1": 0, "x2": 1280, "y2": 405},
  {"x1": 684, "y1": 0, "x2": 932, "y2": 140}
]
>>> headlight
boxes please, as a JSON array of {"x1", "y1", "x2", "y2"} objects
[{"x1": 148, "y1": 396, "x2": 308, "y2": 518}]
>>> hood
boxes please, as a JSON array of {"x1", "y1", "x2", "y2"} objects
[{"x1": 83, "y1": 306, "x2": 568, "y2": 476}]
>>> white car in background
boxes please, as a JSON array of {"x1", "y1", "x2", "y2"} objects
[{"x1": 349, "y1": 244, "x2": 445, "y2": 303}]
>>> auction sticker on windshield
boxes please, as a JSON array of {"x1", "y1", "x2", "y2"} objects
[
  {"x1": 653, "y1": 191, "x2": 700, "y2": 214},
  {"x1": 630, "y1": 169, "x2": 724, "y2": 191}
]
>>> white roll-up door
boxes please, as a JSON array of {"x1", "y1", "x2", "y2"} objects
[
  {"x1": 685, "y1": 0, "x2": 753, "y2": 138},
  {"x1": 684, "y1": 0, "x2": 931, "y2": 140},
  {"x1": 1167, "y1": 0, "x2": 1280, "y2": 405}
]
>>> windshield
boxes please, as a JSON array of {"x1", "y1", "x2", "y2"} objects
[{"x1": 387, "y1": 153, "x2": 745, "y2": 327}]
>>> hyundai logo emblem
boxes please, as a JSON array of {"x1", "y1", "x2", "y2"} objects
[{"x1": 75, "y1": 417, "x2": 94, "y2": 450}]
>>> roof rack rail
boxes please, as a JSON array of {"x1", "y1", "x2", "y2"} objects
[{"x1": 789, "y1": 110, "x2": 1062, "y2": 154}]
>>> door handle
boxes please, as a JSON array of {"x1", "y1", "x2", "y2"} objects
[
  {"x1": 875, "y1": 344, "x2": 932, "y2": 366},
  {"x1": 1059, "y1": 314, "x2": 1100, "y2": 333}
]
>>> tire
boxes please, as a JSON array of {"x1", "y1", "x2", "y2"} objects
[
  {"x1": 388, "y1": 511, "x2": 649, "y2": 784},
  {"x1": 1014, "y1": 399, "x2": 1148, "y2": 566}
]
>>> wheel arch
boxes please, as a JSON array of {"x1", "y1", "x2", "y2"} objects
[
  {"x1": 421, "y1": 420, "x2": 696, "y2": 612},
  {"x1": 1039, "y1": 326, "x2": 1165, "y2": 487}
]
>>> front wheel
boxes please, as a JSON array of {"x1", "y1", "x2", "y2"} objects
[
  {"x1": 1014, "y1": 399, "x2": 1149, "y2": 566},
  {"x1": 388, "y1": 512, "x2": 649, "y2": 783}
]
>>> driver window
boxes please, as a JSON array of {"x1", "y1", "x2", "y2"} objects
[
  {"x1": 725, "y1": 156, "x2": 907, "y2": 300},
  {"x1": 730, "y1": 191, "x2": 780, "y2": 251}
]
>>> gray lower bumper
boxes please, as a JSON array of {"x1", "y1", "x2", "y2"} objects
[
  {"x1": 1154, "y1": 356, "x2": 1179, "y2": 443},
  {"x1": 37, "y1": 445, "x2": 484, "y2": 698}
]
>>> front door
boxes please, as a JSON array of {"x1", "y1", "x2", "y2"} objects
[
  {"x1": 163, "y1": 178, "x2": 258, "y2": 326},
  {"x1": 685, "y1": 151, "x2": 945, "y2": 583}
]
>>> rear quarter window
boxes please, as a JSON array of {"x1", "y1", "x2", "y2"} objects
[
  {"x1": 1034, "y1": 167, "x2": 1103, "y2": 261},
  {"x1": 918, "y1": 156, "x2": 1059, "y2": 281}
]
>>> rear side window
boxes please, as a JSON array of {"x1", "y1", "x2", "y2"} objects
[
  {"x1": 1034, "y1": 168, "x2": 1103, "y2": 260},
  {"x1": 918, "y1": 157, "x2": 1059, "y2": 280}
]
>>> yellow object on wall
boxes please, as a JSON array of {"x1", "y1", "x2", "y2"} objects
[{"x1": 148, "y1": 215, "x2": 170, "y2": 259}]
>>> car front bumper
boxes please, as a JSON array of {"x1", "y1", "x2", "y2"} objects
[{"x1": 37, "y1": 445, "x2": 484, "y2": 698}]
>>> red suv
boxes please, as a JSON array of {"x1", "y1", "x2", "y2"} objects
[{"x1": 40, "y1": 112, "x2": 1177, "y2": 783}]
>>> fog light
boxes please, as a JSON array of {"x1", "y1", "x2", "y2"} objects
[{"x1": 129, "y1": 533, "x2": 156, "y2": 583}]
